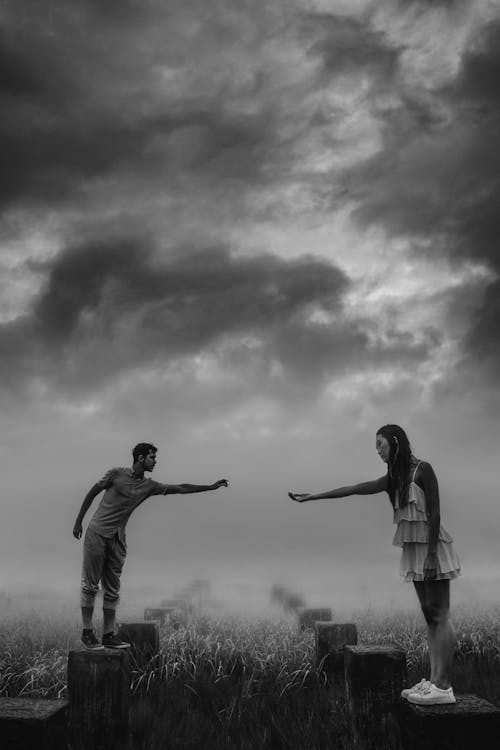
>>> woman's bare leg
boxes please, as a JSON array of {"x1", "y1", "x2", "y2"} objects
[
  {"x1": 413, "y1": 581, "x2": 436, "y2": 682},
  {"x1": 428, "y1": 627, "x2": 438, "y2": 684},
  {"x1": 425, "y1": 579, "x2": 454, "y2": 689}
]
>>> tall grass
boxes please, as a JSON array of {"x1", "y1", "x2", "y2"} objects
[
  {"x1": 2, "y1": 603, "x2": 500, "y2": 748},
  {"x1": 128, "y1": 617, "x2": 340, "y2": 749}
]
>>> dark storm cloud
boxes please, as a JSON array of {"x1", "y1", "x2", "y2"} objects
[
  {"x1": 449, "y1": 21, "x2": 500, "y2": 266},
  {"x1": 0, "y1": 10, "x2": 120, "y2": 207},
  {"x1": 342, "y1": 16, "x2": 500, "y2": 371},
  {"x1": 445, "y1": 19, "x2": 500, "y2": 370},
  {"x1": 1, "y1": 238, "x2": 345, "y2": 392},
  {"x1": 0, "y1": 238, "x2": 435, "y2": 397},
  {"x1": 0, "y1": 66, "x2": 272, "y2": 211},
  {"x1": 264, "y1": 316, "x2": 432, "y2": 387},
  {"x1": 0, "y1": 0, "x2": 474, "y2": 400},
  {"x1": 32, "y1": 239, "x2": 348, "y2": 347},
  {"x1": 0, "y1": 318, "x2": 40, "y2": 389},
  {"x1": 300, "y1": 13, "x2": 400, "y2": 81},
  {"x1": 76, "y1": 0, "x2": 149, "y2": 23},
  {"x1": 0, "y1": 0, "x2": 280, "y2": 212},
  {"x1": 462, "y1": 278, "x2": 500, "y2": 366},
  {"x1": 1, "y1": 99, "x2": 270, "y2": 209},
  {"x1": 400, "y1": 0, "x2": 459, "y2": 6},
  {"x1": 344, "y1": 17, "x2": 500, "y2": 240},
  {"x1": 0, "y1": 36, "x2": 48, "y2": 98},
  {"x1": 454, "y1": 20, "x2": 500, "y2": 107},
  {"x1": 0, "y1": 0, "x2": 408, "y2": 216}
]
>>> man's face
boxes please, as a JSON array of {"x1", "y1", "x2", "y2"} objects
[{"x1": 143, "y1": 450, "x2": 157, "y2": 472}]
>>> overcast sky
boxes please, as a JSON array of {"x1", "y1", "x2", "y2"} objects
[{"x1": 1, "y1": 0, "x2": 499, "y2": 613}]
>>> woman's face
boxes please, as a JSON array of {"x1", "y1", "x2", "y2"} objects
[{"x1": 376, "y1": 433, "x2": 391, "y2": 463}]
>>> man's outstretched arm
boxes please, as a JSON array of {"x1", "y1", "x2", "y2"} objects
[
  {"x1": 73, "y1": 484, "x2": 103, "y2": 538},
  {"x1": 161, "y1": 479, "x2": 229, "y2": 495}
]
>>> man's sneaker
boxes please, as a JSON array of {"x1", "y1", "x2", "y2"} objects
[
  {"x1": 81, "y1": 631, "x2": 105, "y2": 650},
  {"x1": 401, "y1": 678, "x2": 430, "y2": 699},
  {"x1": 407, "y1": 682, "x2": 456, "y2": 705},
  {"x1": 102, "y1": 633, "x2": 130, "y2": 649}
]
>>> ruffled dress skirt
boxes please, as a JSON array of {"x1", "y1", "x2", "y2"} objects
[{"x1": 393, "y1": 484, "x2": 461, "y2": 582}]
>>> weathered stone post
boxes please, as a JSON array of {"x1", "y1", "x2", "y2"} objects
[
  {"x1": 397, "y1": 693, "x2": 500, "y2": 750},
  {"x1": 0, "y1": 697, "x2": 68, "y2": 749},
  {"x1": 67, "y1": 647, "x2": 131, "y2": 750},
  {"x1": 270, "y1": 584, "x2": 287, "y2": 606},
  {"x1": 284, "y1": 593, "x2": 306, "y2": 614},
  {"x1": 315, "y1": 622, "x2": 358, "y2": 685},
  {"x1": 118, "y1": 622, "x2": 159, "y2": 665},
  {"x1": 298, "y1": 607, "x2": 332, "y2": 631},
  {"x1": 160, "y1": 598, "x2": 189, "y2": 626},
  {"x1": 345, "y1": 644, "x2": 406, "y2": 750},
  {"x1": 144, "y1": 606, "x2": 176, "y2": 625}
]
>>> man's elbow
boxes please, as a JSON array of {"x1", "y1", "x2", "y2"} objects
[{"x1": 86, "y1": 484, "x2": 101, "y2": 500}]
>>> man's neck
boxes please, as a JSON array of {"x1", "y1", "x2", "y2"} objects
[{"x1": 132, "y1": 462, "x2": 145, "y2": 479}]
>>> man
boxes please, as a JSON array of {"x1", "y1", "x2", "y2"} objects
[{"x1": 73, "y1": 442, "x2": 228, "y2": 650}]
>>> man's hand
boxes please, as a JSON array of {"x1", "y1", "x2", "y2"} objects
[
  {"x1": 423, "y1": 551, "x2": 437, "y2": 580},
  {"x1": 73, "y1": 521, "x2": 83, "y2": 540},
  {"x1": 212, "y1": 479, "x2": 229, "y2": 489},
  {"x1": 288, "y1": 492, "x2": 312, "y2": 503}
]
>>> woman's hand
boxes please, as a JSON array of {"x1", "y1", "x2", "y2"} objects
[
  {"x1": 288, "y1": 492, "x2": 313, "y2": 503},
  {"x1": 73, "y1": 521, "x2": 83, "y2": 539},
  {"x1": 423, "y1": 551, "x2": 438, "y2": 580}
]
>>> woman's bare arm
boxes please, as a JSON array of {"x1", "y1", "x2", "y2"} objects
[
  {"x1": 415, "y1": 462, "x2": 440, "y2": 579},
  {"x1": 289, "y1": 475, "x2": 387, "y2": 503}
]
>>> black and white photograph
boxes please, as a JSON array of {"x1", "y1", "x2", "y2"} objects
[{"x1": 1, "y1": 1, "x2": 499, "y2": 748}]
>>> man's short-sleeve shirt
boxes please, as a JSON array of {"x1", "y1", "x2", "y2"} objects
[{"x1": 88, "y1": 467, "x2": 168, "y2": 540}]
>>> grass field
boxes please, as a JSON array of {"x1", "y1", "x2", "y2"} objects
[{"x1": 1, "y1": 597, "x2": 500, "y2": 749}]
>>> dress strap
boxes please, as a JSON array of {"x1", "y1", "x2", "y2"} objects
[{"x1": 412, "y1": 461, "x2": 421, "y2": 483}]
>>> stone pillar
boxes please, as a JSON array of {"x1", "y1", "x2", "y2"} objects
[
  {"x1": 67, "y1": 648, "x2": 131, "y2": 750},
  {"x1": 144, "y1": 607, "x2": 175, "y2": 625},
  {"x1": 298, "y1": 607, "x2": 332, "y2": 631},
  {"x1": 118, "y1": 622, "x2": 159, "y2": 665},
  {"x1": 345, "y1": 644, "x2": 406, "y2": 750},
  {"x1": 284, "y1": 593, "x2": 306, "y2": 614},
  {"x1": 160, "y1": 598, "x2": 188, "y2": 626},
  {"x1": 315, "y1": 622, "x2": 358, "y2": 679},
  {"x1": 0, "y1": 697, "x2": 67, "y2": 750},
  {"x1": 397, "y1": 693, "x2": 500, "y2": 750}
]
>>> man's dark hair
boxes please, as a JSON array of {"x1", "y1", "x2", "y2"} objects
[{"x1": 132, "y1": 443, "x2": 158, "y2": 462}]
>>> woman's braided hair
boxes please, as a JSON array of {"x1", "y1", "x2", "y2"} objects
[{"x1": 376, "y1": 424, "x2": 413, "y2": 508}]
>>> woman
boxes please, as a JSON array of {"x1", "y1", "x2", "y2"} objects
[{"x1": 288, "y1": 424, "x2": 460, "y2": 705}]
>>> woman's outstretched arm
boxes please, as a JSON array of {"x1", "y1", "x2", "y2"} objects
[{"x1": 289, "y1": 475, "x2": 387, "y2": 503}]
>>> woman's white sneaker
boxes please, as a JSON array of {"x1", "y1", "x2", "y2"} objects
[
  {"x1": 407, "y1": 683, "x2": 456, "y2": 705},
  {"x1": 401, "y1": 678, "x2": 430, "y2": 700}
]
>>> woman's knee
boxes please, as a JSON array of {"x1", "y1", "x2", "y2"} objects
[
  {"x1": 422, "y1": 580, "x2": 450, "y2": 625},
  {"x1": 426, "y1": 602, "x2": 450, "y2": 627},
  {"x1": 419, "y1": 604, "x2": 431, "y2": 625}
]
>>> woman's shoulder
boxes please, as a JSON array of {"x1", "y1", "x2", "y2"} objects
[
  {"x1": 411, "y1": 456, "x2": 431, "y2": 465},
  {"x1": 412, "y1": 459, "x2": 436, "y2": 483},
  {"x1": 415, "y1": 459, "x2": 434, "y2": 470}
]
